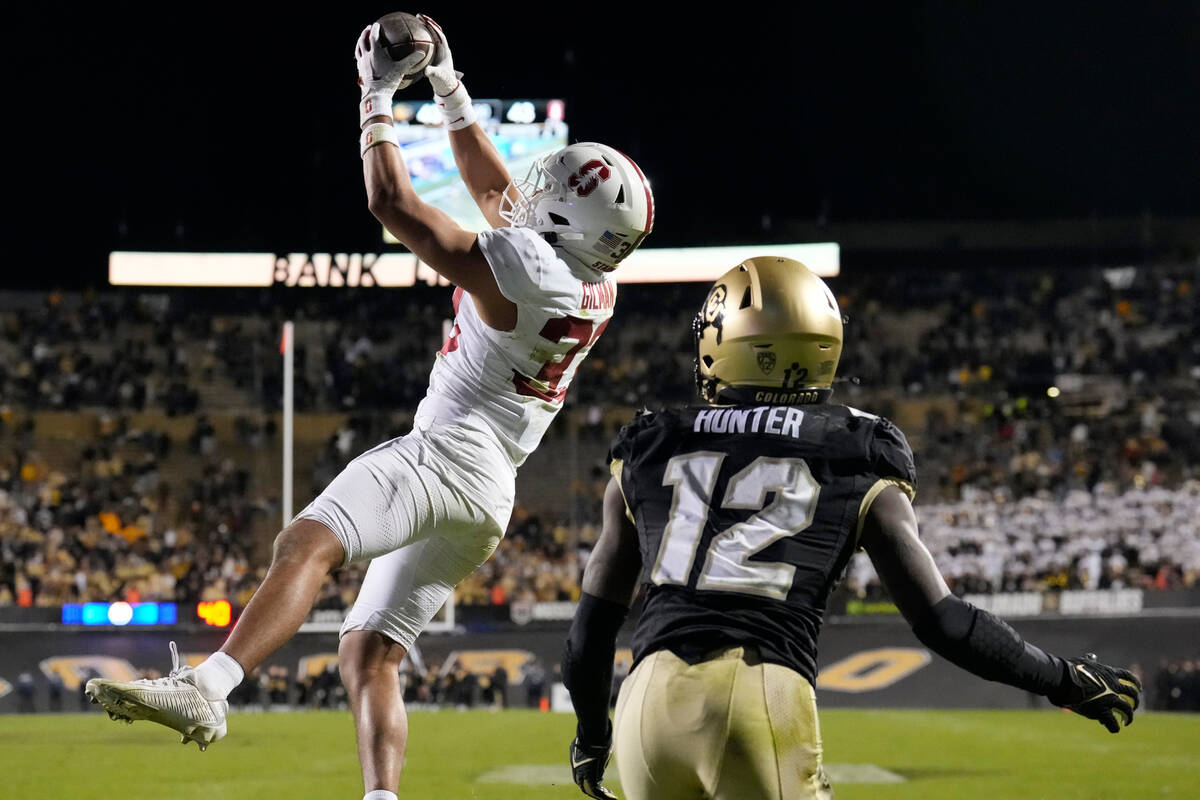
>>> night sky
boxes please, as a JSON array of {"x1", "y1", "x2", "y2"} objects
[{"x1": 7, "y1": 3, "x2": 1200, "y2": 287}]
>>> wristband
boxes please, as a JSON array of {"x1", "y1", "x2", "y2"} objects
[
  {"x1": 435, "y1": 81, "x2": 477, "y2": 131},
  {"x1": 359, "y1": 123, "x2": 398, "y2": 158},
  {"x1": 359, "y1": 91, "x2": 393, "y2": 128}
]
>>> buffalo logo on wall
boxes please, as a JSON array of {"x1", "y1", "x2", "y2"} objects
[
  {"x1": 815, "y1": 648, "x2": 931, "y2": 693},
  {"x1": 39, "y1": 656, "x2": 138, "y2": 691},
  {"x1": 444, "y1": 650, "x2": 535, "y2": 684},
  {"x1": 298, "y1": 654, "x2": 340, "y2": 679}
]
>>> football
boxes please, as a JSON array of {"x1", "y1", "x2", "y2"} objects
[{"x1": 374, "y1": 12, "x2": 436, "y2": 78}]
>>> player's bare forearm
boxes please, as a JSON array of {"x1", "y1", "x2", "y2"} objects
[
  {"x1": 361, "y1": 134, "x2": 512, "y2": 325},
  {"x1": 448, "y1": 124, "x2": 514, "y2": 228},
  {"x1": 361, "y1": 131, "x2": 467, "y2": 260},
  {"x1": 362, "y1": 135, "x2": 462, "y2": 266},
  {"x1": 362, "y1": 132, "x2": 425, "y2": 240},
  {"x1": 418, "y1": 15, "x2": 512, "y2": 223},
  {"x1": 858, "y1": 486, "x2": 951, "y2": 623}
]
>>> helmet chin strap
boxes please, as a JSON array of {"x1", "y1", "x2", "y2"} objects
[{"x1": 537, "y1": 228, "x2": 585, "y2": 243}]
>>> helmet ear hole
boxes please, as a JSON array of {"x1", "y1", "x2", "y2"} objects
[
  {"x1": 548, "y1": 212, "x2": 570, "y2": 226},
  {"x1": 701, "y1": 355, "x2": 714, "y2": 368},
  {"x1": 739, "y1": 287, "x2": 752, "y2": 310},
  {"x1": 614, "y1": 186, "x2": 625, "y2": 204}
]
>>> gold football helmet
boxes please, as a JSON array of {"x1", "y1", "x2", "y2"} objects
[{"x1": 693, "y1": 256, "x2": 843, "y2": 405}]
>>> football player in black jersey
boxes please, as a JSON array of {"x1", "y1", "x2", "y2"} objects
[{"x1": 561, "y1": 257, "x2": 1142, "y2": 800}]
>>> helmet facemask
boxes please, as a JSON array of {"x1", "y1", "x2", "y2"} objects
[{"x1": 499, "y1": 156, "x2": 587, "y2": 245}]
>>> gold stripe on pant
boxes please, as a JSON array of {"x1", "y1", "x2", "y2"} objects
[{"x1": 613, "y1": 647, "x2": 832, "y2": 800}]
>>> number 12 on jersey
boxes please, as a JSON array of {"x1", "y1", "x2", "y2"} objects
[{"x1": 649, "y1": 453, "x2": 821, "y2": 601}]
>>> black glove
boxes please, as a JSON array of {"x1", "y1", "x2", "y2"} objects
[
  {"x1": 1053, "y1": 653, "x2": 1142, "y2": 733},
  {"x1": 570, "y1": 734, "x2": 618, "y2": 799}
]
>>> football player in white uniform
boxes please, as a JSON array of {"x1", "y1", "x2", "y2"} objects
[{"x1": 86, "y1": 16, "x2": 653, "y2": 800}]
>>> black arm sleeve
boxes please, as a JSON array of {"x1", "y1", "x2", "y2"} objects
[
  {"x1": 913, "y1": 594, "x2": 1073, "y2": 701},
  {"x1": 562, "y1": 592, "x2": 629, "y2": 743}
]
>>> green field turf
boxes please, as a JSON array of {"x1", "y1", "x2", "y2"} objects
[{"x1": 1, "y1": 707, "x2": 1196, "y2": 799}]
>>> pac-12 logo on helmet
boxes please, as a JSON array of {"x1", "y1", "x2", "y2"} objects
[{"x1": 500, "y1": 142, "x2": 654, "y2": 273}]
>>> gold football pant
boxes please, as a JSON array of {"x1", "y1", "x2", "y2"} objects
[{"x1": 613, "y1": 647, "x2": 832, "y2": 800}]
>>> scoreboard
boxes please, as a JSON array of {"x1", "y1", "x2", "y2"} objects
[{"x1": 59, "y1": 602, "x2": 232, "y2": 628}]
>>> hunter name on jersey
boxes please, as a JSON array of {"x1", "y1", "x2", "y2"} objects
[
  {"x1": 611, "y1": 403, "x2": 916, "y2": 684},
  {"x1": 693, "y1": 405, "x2": 806, "y2": 439}
]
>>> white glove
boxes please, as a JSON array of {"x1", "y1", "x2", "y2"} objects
[
  {"x1": 417, "y1": 14, "x2": 461, "y2": 97},
  {"x1": 415, "y1": 15, "x2": 476, "y2": 130},
  {"x1": 355, "y1": 23, "x2": 428, "y2": 128}
]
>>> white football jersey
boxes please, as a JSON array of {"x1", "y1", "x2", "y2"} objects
[{"x1": 413, "y1": 226, "x2": 617, "y2": 466}]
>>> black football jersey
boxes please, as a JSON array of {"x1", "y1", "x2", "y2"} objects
[{"x1": 611, "y1": 403, "x2": 916, "y2": 684}]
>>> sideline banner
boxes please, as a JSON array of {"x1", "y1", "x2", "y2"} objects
[
  {"x1": 0, "y1": 615, "x2": 1191, "y2": 713},
  {"x1": 831, "y1": 589, "x2": 1147, "y2": 618}
]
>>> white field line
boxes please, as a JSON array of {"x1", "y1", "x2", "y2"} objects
[{"x1": 476, "y1": 763, "x2": 905, "y2": 785}]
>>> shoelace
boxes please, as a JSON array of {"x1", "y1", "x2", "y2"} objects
[
  {"x1": 143, "y1": 641, "x2": 192, "y2": 687},
  {"x1": 168, "y1": 640, "x2": 183, "y2": 677}
]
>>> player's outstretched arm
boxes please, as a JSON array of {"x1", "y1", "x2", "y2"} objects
[
  {"x1": 419, "y1": 15, "x2": 515, "y2": 229},
  {"x1": 859, "y1": 486, "x2": 1143, "y2": 733},
  {"x1": 355, "y1": 24, "x2": 516, "y2": 330},
  {"x1": 561, "y1": 478, "x2": 641, "y2": 800}
]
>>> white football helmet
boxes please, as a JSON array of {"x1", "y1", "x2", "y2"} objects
[{"x1": 499, "y1": 142, "x2": 654, "y2": 272}]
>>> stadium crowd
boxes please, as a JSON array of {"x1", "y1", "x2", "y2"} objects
[
  {"x1": 1, "y1": 260, "x2": 1198, "y2": 614},
  {"x1": 844, "y1": 482, "x2": 1200, "y2": 598},
  {"x1": 0, "y1": 414, "x2": 269, "y2": 609},
  {"x1": 0, "y1": 410, "x2": 584, "y2": 610},
  {"x1": 3, "y1": 261, "x2": 1196, "y2": 413}
]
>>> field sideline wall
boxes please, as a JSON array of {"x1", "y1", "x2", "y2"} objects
[{"x1": 0, "y1": 615, "x2": 1191, "y2": 713}]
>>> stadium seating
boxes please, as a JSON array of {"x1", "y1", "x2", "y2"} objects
[{"x1": 2, "y1": 261, "x2": 1198, "y2": 614}]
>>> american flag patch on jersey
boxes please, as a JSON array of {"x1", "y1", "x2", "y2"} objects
[{"x1": 593, "y1": 230, "x2": 625, "y2": 254}]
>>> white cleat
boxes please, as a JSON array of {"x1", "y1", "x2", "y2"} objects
[{"x1": 85, "y1": 641, "x2": 227, "y2": 751}]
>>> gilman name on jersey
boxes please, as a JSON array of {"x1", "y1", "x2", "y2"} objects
[
  {"x1": 581, "y1": 280, "x2": 617, "y2": 311},
  {"x1": 693, "y1": 406, "x2": 805, "y2": 439}
]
